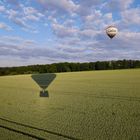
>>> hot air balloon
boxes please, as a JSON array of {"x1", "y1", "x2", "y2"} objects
[{"x1": 106, "y1": 26, "x2": 118, "y2": 39}]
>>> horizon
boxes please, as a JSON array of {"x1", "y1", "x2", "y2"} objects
[
  {"x1": 0, "y1": 0, "x2": 140, "y2": 67},
  {"x1": 0, "y1": 59, "x2": 139, "y2": 68}
]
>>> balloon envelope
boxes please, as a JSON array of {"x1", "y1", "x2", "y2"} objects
[{"x1": 106, "y1": 26, "x2": 118, "y2": 39}]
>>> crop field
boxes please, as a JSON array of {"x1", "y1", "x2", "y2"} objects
[{"x1": 0, "y1": 69, "x2": 140, "y2": 140}]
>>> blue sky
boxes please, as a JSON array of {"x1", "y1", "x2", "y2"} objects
[{"x1": 0, "y1": 0, "x2": 140, "y2": 67}]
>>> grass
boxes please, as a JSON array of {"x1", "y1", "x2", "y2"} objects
[{"x1": 0, "y1": 69, "x2": 140, "y2": 140}]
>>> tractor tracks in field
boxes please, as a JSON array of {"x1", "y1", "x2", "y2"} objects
[
  {"x1": 0, "y1": 124, "x2": 45, "y2": 140},
  {"x1": 90, "y1": 95, "x2": 140, "y2": 102},
  {"x1": 63, "y1": 92, "x2": 140, "y2": 102},
  {"x1": 0, "y1": 117, "x2": 80, "y2": 140}
]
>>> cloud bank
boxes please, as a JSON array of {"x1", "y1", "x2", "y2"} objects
[{"x1": 0, "y1": 0, "x2": 140, "y2": 66}]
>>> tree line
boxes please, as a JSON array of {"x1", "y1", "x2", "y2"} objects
[{"x1": 0, "y1": 59, "x2": 140, "y2": 76}]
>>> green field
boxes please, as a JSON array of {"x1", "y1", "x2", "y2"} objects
[{"x1": 0, "y1": 69, "x2": 140, "y2": 140}]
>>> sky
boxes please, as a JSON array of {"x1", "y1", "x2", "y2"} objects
[{"x1": 0, "y1": 0, "x2": 140, "y2": 67}]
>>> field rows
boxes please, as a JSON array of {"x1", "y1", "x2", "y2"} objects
[
  {"x1": 0, "y1": 117, "x2": 77, "y2": 140},
  {"x1": 0, "y1": 69, "x2": 140, "y2": 139}
]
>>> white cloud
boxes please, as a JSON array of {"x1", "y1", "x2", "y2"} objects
[
  {"x1": 81, "y1": 10, "x2": 115, "y2": 31},
  {"x1": 23, "y1": 6, "x2": 44, "y2": 21},
  {"x1": 0, "y1": 22, "x2": 12, "y2": 31},
  {"x1": 7, "y1": 9, "x2": 18, "y2": 18},
  {"x1": 121, "y1": 8, "x2": 140, "y2": 25},
  {"x1": 52, "y1": 23, "x2": 78, "y2": 38},
  {"x1": 0, "y1": 4, "x2": 43, "y2": 32},
  {"x1": 0, "y1": 36, "x2": 37, "y2": 50},
  {"x1": 105, "y1": 0, "x2": 134, "y2": 11},
  {"x1": 0, "y1": 5, "x2": 5, "y2": 12},
  {"x1": 48, "y1": 16, "x2": 57, "y2": 23},
  {"x1": 36, "y1": 0, "x2": 79, "y2": 14},
  {"x1": 0, "y1": 30, "x2": 140, "y2": 66},
  {"x1": 79, "y1": 29, "x2": 101, "y2": 38},
  {"x1": 24, "y1": 15, "x2": 40, "y2": 21},
  {"x1": 104, "y1": 13, "x2": 112, "y2": 20},
  {"x1": 23, "y1": 6, "x2": 37, "y2": 15},
  {"x1": 118, "y1": 32, "x2": 140, "y2": 48},
  {"x1": 77, "y1": 0, "x2": 103, "y2": 16}
]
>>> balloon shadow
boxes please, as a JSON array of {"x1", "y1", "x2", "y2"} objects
[{"x1": 31, "y1": 73, "x2": 56, "y2": 97}]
